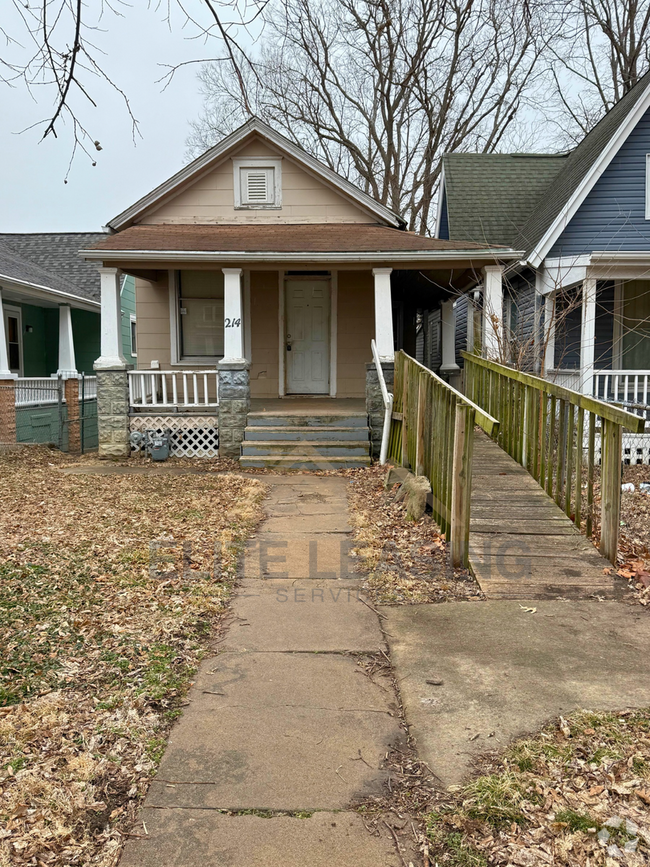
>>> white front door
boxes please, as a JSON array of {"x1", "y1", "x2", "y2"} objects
[{"x1": 285, "y1": 279, "x2": 330, "y2": 394}]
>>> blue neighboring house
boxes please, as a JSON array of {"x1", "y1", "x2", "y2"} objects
[{"x1": 437, "y1": 72, "x2": 650, "y2": 422}]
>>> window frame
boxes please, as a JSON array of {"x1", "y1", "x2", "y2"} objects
[
  {"x1": 170, "y1": 270, "x2": 226, "y2": 365},
  {"x1": 232, "y1": 157, "x2": 282, "y2": 210},
  {"x1": 3, "y1": 304, "x2": 23, "y2": 376},
  {"x1": 130, "y1": 314, "x2": 137, "y2": 357}
]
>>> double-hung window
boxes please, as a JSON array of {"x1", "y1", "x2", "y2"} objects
[{"x1": 178, "y1": 271, "x2": 224, "y2": 361}]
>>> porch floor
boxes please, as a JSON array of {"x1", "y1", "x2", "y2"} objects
[{"x1": 249, "y1": 398, "x2": 366, "y2": 415}]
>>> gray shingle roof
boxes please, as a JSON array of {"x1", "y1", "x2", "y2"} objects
[
  {"x1": 442, "y1": 153, "x2": 568, "y2": 246},
  {"x1": 513, "y1": 71, "x2": 650, "y2": 257},
  {"x1": 0, "y1": 233, "x2": 105, "y2": 302}
]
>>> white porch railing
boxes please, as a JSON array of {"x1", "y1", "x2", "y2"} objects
[
  {"x1": 15, "y1": 378, "x2": 60, "y2": 407},
  {"x1": 129, "y1": 370, "x2": 219, "y2": 410},
  {"x1": 79, "y1": 375, "x2": 97, "y2": 399},
  {"x1": 594, "y1": 370, "x2": 650, "y2": 417}
]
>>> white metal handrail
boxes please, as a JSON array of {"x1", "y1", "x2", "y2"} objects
[
  {"x1": 129, "y1": 370, "x2": 219, "y2": 410},
  {"x1": 371, "y1": 339, "x2": 394, "y2": 465},
  {"x1": 594, "y1": 369, "x2": 650, "y2": 417}
]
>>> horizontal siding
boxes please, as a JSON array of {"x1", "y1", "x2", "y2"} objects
[
  {"x1": 550, "y1": 106, "x2": 650, "y2": 255},
  {"x1": 507, "y1": 269, "x2": 539, "y2": 371}
]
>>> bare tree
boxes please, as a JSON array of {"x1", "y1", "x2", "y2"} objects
[
  {"x1": 188, "y1": 0, "x2": 557, "y2": 235},
  {"x1": 0, "y1": 0, "x2": 267, "y2": 173},
  {"x1": 549, "y1": 0, "x2": 650, "y2": 144}
]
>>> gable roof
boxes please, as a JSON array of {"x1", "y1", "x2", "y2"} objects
[
  {"x1": 439, "y1": 153, "x2": 568, "y2": 246},
  {"x1": 108, "y1": 118, "x2": 406, "y2": 232},
  {"x1": 0, "y1": 233, "x2": 104, "y2": 302},
  {"x1": 515, "y1": 70, "x2": 650, "y2": 266}
]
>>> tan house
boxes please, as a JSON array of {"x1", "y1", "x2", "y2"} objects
[{"x1": 83, "y1": 119, "x2": 518, "y2": 466}]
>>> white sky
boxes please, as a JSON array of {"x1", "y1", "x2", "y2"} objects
[{"x1": 0, "y1": 3, "x2": 232, "y2": 232}]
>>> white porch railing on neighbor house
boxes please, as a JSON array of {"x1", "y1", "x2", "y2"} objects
[
  {"x1": 594, "y1": 370, "x2": 650, "y2": 417},
  {"x1": 128, "y1": 370, "x2": 219, "y2": 410},
  {"x1": 371, "y1": 339, "x2": 393, "y2": 465},
  {"x1": 15, "y1": 378, "x2": 60, "y2": 407},
  {"x1": 79, "y1": 375, "x2": 97, "y2": 400},
  {"x1": 545, "y1": 369, "x2": 581, "y2": 391}
]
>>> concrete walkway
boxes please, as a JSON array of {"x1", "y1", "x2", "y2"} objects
[{"x1": 120, "y1": 475, "x2": 402, "y2": 867}]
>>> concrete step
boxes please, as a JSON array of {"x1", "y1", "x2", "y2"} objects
[
  {"x1": 247, "y1": 413, "x2": 368, "y2": 428},
  {"x1": 242, "y1": 440, "x2": 370, "y2": 457},
  {"x1": 244, "y1": 425, "x2": 370, "y2": 442},
  {"x1": 239, "y1": 455, "x2": 371, "y2": 470}
]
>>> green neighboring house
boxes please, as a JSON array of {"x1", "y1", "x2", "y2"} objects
[{"x1": 0, "y1": 233, "x2": 136, "y2": 447}]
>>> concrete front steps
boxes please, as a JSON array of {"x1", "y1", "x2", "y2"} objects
[{"x1": 239, "y1": 411, "x2": 371, "y2": 470}]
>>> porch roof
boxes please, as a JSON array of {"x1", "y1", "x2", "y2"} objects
[{"x1": 82, "y1": 223, "x2": 519, "y2": 264}]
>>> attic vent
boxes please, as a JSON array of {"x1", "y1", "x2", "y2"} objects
[
  {"x1": 234, "y1": 159, "x2": 282, "y2": 209},
  {"x1": 246, "y1": 171, "x2": 269, "y2": 202}
]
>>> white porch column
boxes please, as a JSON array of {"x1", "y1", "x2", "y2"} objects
[
  {"x1": 482, "y1": 265, "x2": 503, "y2": 361},
  {"x1": 0, "y1": 289, "x2": 15, "y2": 378},
  {"x1": 222, "y1": 268, "x2": 245, "y2": 362},
  {"x1": 372, "y1": 268, "x2": 394, "y2": 360},
  {"x1": 580, "y1": 277, "x2": 597, "y2": 396},
  {"x1": 57, "y1": 304, "x2": 77, "y2": 376},
  {"x1": 440, "y1": 298, "x2": 460, "y2": 375},
  {"x1": 95, "y1": 267, "x2": 128, "y2": 369}
]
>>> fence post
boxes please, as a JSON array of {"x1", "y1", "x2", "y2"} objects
[
  {"x1": 600, "y1": 417, "x2": 622, "y2": 564},
  {"x1": 64, "y1": 376, "x2": 81, "y2": 454},
  {"x1": 450, "y1": 402, "x2": 475, "y2": 568},
  {"x1": 0, "y1": 380, "x2": 16, "y2": 442},
  {"x1": 415, "y1": 372, "x2": 425, "y2": 476}
]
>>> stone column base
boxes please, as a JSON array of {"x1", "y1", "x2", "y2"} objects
[
  {"x1": 96, "y1": 368, "x2": 130, "y2": 458},
  {"x1": 365, "y1": 361, "x2": 394, "y2": 459},
  {"x1": 0, "y1": 379, "x2": 17, "y2": 443},
  {"x1": 218, "y1": 360, "x2": 250, "y2": 459}
]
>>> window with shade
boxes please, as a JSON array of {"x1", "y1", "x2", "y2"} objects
[{"x1": 178, "y1": 271, "x2": 224, "y2": 360}]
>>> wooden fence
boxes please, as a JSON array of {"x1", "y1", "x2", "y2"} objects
[
  {"x1": 388, "y1": 351, "x2": 499, "y2": 567},
  {"x1": 463, "y1": 353, "x2": 646, "y2": 564}
]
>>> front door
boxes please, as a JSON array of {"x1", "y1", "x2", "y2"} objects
[{"x1": 285, "y1": 279, "x2": 330, "y2": 394}]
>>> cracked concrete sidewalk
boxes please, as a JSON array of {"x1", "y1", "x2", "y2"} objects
[{"x1": 119, "y1": 474, "x2": 404, "y2": 867}]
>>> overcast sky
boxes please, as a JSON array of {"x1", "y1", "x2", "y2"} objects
[{"x1": 0, "y1": 3, "x2": 234, "y2": 233}]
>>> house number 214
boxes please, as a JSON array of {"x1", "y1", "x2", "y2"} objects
[{"x1": 224, "y1": 318, "x2": 241, "y2": 328}]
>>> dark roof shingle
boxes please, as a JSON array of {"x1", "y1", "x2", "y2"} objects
[
  {"x1": 442, "y1": 153, "x2": 568, "y2": 246},
  {"x1": 0, "y1": 233, "x2": 105, "y2": 301},
  {"x1": 88, "y1": 223, "x2": 510, "y2": 254}
]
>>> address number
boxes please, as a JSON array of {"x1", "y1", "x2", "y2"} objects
[{"x1": 224, "y1": 318, "x2": 241, "y2": 328}]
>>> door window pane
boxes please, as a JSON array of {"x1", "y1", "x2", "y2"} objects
[
  {"x1": 179, "y1": 271, "x2": 224, "y2": 358},
  {"x1": 621, "y1": 280, "x2": 650, "y2": 369}
]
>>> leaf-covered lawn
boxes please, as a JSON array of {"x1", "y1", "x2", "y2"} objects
[
  {"x1": 427, "y1": 709, "x2": 650, "y2": 866},
  {"x1": 0, "y1": 448, "x2": 266, "y2": 866},
  {"x1": 346, "y1": 465, "x2": 484, "y2": 604}
]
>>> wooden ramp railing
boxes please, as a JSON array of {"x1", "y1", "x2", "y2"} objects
[
  {"x1": 463, "y1": 353, "x2": 646, "y2": 564},
  {"x1": 388, "y1": 351, "x2": 499, "y2": 567}
]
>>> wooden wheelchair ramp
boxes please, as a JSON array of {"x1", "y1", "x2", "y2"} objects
[{"x1": 469, "y1": 431, "x2": 626, "y2": 600}]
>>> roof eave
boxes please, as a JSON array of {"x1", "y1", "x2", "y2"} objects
[
  {"x1": 0, "y1": 272, "x2": 99, "y2": 310},
  {"x1": 107, "y1": 119, "x2": 406, "y2": 232},
  {"x1": 80, "y1": 247, "x2": 521, "y2": 264}
]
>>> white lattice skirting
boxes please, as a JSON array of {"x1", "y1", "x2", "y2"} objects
[
  {"x1": 586, "y1": 433, "x2": 650, "y2": 465},
  {"x1": 130, "y1": 415, "x2": 219, "y2": 458}
]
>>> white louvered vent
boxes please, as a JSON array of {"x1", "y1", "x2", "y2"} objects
[
  {"x1": 235, "y1": 162, "x2": 280, "y2": 208},
  {"x1": 246, "y1": 171, "x2": 269, "y2": 202}
]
